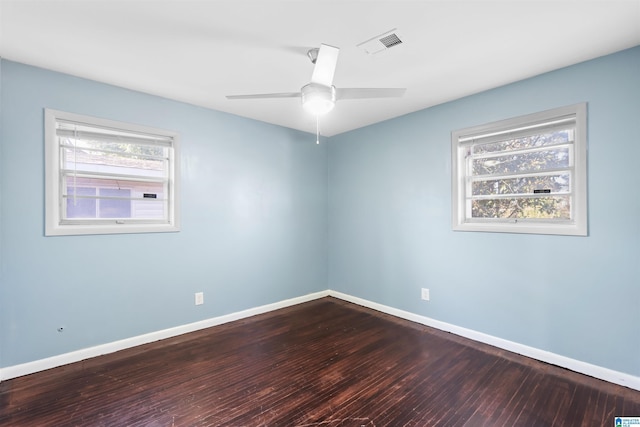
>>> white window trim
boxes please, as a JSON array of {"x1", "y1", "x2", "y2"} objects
[
  {"x1": 45, "y1": 109, "x2": 181, "y2": 236},
  {"x1": 451, "y1": 103, "x2": 587, "y2": 236}
]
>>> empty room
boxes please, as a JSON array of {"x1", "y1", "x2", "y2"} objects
[{"x1": 1, "y1": 1, "x2": 639, "y2": 425}]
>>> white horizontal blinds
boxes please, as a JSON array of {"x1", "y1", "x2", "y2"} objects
[
  {"x1": 56, "y1": 118, "x2": 172, "y2": 223},
  {"x1": 461, "y1": 113, "x2": 577, "y2": 221},
  {"x1": 56, "y1": 128, "x2": 173, "y2": 147},
  {"x1": 457, "y1": 116, "x2": 576, "y2": 144}
]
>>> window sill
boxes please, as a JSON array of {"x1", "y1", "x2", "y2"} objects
[
  {"x1": 45, "y1": 222, "x2": 180, "y2": 237},
  {"x1": 452, "y1": 220, "x2": 587, "y2": 236}
]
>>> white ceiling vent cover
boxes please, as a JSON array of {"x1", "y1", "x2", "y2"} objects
[{"x1": 357, "y1": 29, "x2": 404, "y2": 55}]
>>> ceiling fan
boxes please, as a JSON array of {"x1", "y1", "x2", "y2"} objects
[{"x1": 226, "y1": 44, "x2": 406, "y2": 117}]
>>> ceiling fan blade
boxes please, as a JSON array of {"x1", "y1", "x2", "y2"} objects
[
  {"x1": 226, "y1": 92, "x2": 301, "y2": 100},
  {"x1": 336, "y1": 88, "x2": 406, "y2": 100},
  {"x1": 310, "y1": 44, "x2": 340, "y2": 87}
]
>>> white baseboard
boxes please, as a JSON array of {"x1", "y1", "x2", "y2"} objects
[
  {"x1": 0, "y1": 290, "x2": 330, "y2": 382},
  {"x1": 328, "y1": 290, "x2": 640, "y2": 392},
  {"x1": 2, "y1": 288, "x2": 638, "y2": 392}
]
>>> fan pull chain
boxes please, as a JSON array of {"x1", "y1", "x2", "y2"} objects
[{"x1": 316, "y1": 115, "x2": 320, "y2": 145}]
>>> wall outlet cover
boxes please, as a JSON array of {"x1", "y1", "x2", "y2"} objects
[{"x1": 195, "y1": 292, "x2": 204, "y2": 305}]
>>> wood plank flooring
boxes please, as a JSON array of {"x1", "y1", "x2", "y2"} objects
[{"x1": 1, "y1": 297, "x2": 639, "y2": 426}]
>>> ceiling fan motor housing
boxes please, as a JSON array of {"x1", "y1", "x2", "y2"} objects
[{"x1": 301, "y1": 83, "x2": 336, "y2": 115}]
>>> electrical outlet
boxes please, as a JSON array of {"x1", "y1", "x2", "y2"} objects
[
  {"x1": 195, "y1": 292, "x2": 204, "y2": 305},
  {"x1": 421, "y1": 288, "x2": 430, "y2": 301}
]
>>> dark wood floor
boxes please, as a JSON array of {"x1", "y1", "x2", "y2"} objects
[{"x1": 1, "y1": 298, "x2": 639, "y2": 426}]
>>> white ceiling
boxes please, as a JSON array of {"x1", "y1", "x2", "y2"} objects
[{"x1": 1, "y1": 0, "x2": 639, "y2": 136}]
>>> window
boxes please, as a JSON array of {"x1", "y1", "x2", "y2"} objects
[
  {"x1": 451, "y1": 103, "x2": 587, "y2": 236},
  {"x1": 45, "y1": 109, "x2": 180, "y2": 236}
]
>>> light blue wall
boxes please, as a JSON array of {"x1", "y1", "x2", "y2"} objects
[
  {"x1": 328, "y1": 47, "x2": 640, "y2": 377},
  {"x1": 2, "y1": 47, "x2": 639, "y2": 378},
  {"x1": 0, "y1": 60, "x2": 328, "y2": 367}
]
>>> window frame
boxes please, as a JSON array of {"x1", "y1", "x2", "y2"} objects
[
  {"x1": 45, "y1": 109, "x2": 180, "y2": 236},
  {"x1": 451, "y1": 103, "x2": 587, "y2": 236}
]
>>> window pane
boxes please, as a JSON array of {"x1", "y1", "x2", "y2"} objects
[
  {"x1": 471, "y1": 196, "x2": 571, "y2": 219},
  {"x1": 472, "y1": 147, "x2": 570, "y2": 176},
  {"x1": 61, "y1": 143, "x2": 166, "y2": 178},
  {"x1": 66, "y1": 187, "x2": 97, "y2": 218},
  {"x1": 63, "y1": 176, "x2": 166, "y2": 220},
  {"x1": 472, "y1": 173, "x2": 570, "y2": 196},
  {"x1": 99, "y1": 188, "x2": 131, "y2": 218},
  {"x1": 63, "y1": 177, "x2": 165, "y2": 198},
  {"x1": 473, "y1": 129, "x2": 573, "y2": 155},
  {"x1": 132, "y1": 199, "x2": 167, "y2": 220}
]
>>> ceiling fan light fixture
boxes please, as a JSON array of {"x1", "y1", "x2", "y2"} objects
[{"x1": 301, "y1": 83, "x2": 336, "y2": 116}]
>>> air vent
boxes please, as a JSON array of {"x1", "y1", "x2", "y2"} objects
[
  {"x1": 379, "y1": 33, "x2": 402, "y2": 49},
  {"x1": 357, "y1": 29, "x2": 404, "y2": 55}
]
